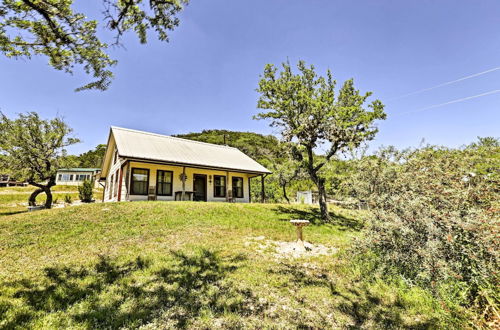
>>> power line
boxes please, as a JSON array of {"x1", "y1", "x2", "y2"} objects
[
  {"x1": 394, "y1": 89, "x2": 500, "y2": 117},
  {"x1": 387, "y1": 66, "x2": 500, "y2": 101}
]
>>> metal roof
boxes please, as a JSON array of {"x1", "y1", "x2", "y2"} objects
[
  {"x1": 58, "y1": 168, "x2": 101, "y2": 172},
  {"x1": 111, "y1": 127, "x2": 271, "y2": 174}
]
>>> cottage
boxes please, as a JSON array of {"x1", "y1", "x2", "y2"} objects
[
  {"x1": 56, "y1": 168, "x2": 101, "y2": 188},
  {"x1": 0, "y1": 174, "x2": 27, "y2": 187},
  {"x1": 100, "y1": 127, "x2": 271, "y2": 203}
]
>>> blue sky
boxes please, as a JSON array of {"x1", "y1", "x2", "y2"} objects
[{"x1": 1, "y1": 0, "x2": 499, "y2": 155}]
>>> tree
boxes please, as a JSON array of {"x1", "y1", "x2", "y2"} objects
[
  {"x1": 77, "y1": 144, "x2": 107, "y2": 168},
  {"x1": 255, "y1": 60, "x2": 385, "y2": 221},
  {"x1": 271, "y1": 160, "x2": 298, "y2": 204},
  {"x1": 0, "y1": 0, "x2": 188, "y2": 91},
  {"x1": 0, "y1": 112, "x2": 79, "y2": 208},
  {"x1": 60, "y1": 144, "x2": 107, "y2": 168},
  {"x1": 78, "y1": 179, "x2": 94, "y2": 203},
  {"x1": 270, "y1": 143, "x2": 305, "y2": 204}
]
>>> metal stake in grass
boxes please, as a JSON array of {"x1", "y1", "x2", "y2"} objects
[{"x1": 290, "y1": 219, "x2": 310, "y2": 250}]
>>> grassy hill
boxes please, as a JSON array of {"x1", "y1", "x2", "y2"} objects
[{"x1": 0, "y1": 202, "x2": 460, "y2": 329}]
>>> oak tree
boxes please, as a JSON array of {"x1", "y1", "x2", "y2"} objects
[
  {"x1": 0, "y1": 112, "x2": 79, "y2": 208},
  {"x1": 0, "y1": 0, "x2": 188, "y2": 91},
  {"x1": 255, "y1": 60, "x2": 385, "y2": 221}
]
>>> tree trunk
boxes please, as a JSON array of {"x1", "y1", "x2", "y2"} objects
[
  {"x1": 28, "y1": 176, "x2": 56, "y2": 209},
  {"x1": 316, "y1": 177, "x2": 330, "y2": 222},
  {"x1": 282, "y1": 183, "x2": 290, "y2": 204},
  {"x1": 43, "y1": 187, "x2": 53, "y2": 209},
  {"x1": 28, "y1": 188, "x2": 44, "y2": 206},
  {"x1": 305, "y1": 145, "x2": 330, "y2": 221}
]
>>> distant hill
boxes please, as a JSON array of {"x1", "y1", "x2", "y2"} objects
[{"x1": 175, "y1": 130, "x2": 280, "y2": 166}]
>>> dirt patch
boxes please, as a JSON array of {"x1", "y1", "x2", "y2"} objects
[{"x1": 246, "y1": 236, "x2": 337, "y2": 258}]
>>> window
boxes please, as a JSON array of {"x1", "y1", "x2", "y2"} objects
[
  {"x1": 131, "y1": 168, "x2": 149, "y2": 195},
  {"x1": 69, "y1": 174, "x2": 74, "y2": 181},
  {"x1": 232, "y1": 177, "x2": 244, "y2": 198},
  {"x1": 76, "y1": 174, "x2": 91, "y2": 181},
  {"x1": 214, "y1": 175, "x2": 226, "y2": 198},
  {"x1": 156, "y1": 170, "x2": 173, "y2": 196},
  {"x1": 58, "y1": 174, "x2": 62, "y2": 181},
  {"x1": 59, "y1": 174, "x2": 71, "y2": 181}
]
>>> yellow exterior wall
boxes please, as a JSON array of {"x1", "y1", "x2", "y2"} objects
[{"x1": 104, "y1": 159, "x2": 254, "y2": 203}]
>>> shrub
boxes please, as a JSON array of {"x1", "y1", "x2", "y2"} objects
[
  {"x1": 64, "y1": 194, "x2": 72, "y2": 204},
  {"x1": 347, "y1": 139, "x2": 499, "y2": 323},
  {"x1": 78, "y1": 180, "x2": 94, "y2": 203}
]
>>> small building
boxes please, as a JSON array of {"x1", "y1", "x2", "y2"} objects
[
  {"x1": 0, "y1": 174, "x2": 27, "y2": 187},
  {"x1": 296, "y1": 191, "x2": 319, "y2": 204},
  {"x1": 56, "y1": 168, "x2": 101, "y2": 188},
  {"x1": 100, "y1": 127, "x2": 271, "y2": 203}
]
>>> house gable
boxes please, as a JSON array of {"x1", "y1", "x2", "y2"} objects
[{"x1": 100, "y1": 130, "x2": 119, "y2": 178}]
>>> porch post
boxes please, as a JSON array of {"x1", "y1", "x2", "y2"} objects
[
  {"x1": 102, "y1": 179, "x2": 107, "y2": 202},
  {"x1": 181, "y1": 166, "x2": 186, "y2": 201},
  {"x1": 226, "y1": 171, "x2": 230, "y2": 202},
  {"x1": 248, "y1": 177, "x2": 251, "y2": 203},
  {"x1": 117, "y1": 165, "x2": 123, "y2": 202},
  {"x1": 261, "y1": 174, "x2": 266, "y2": 203}
]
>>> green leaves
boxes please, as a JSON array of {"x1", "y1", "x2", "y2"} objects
[
  {"x1": 256, "y1": 60, "x2": 385, "y2": 156},
  {"x1": 0, "y1": 0, "x2": 188, "y2": 91},
  {"x1": 351, "y1": 142, "x2": 500, "y2": 317},
  {"x1": 255, "y1": 60, "x2": 386, "y2": 220},
  {"x1": 78, "y1": 179, "x2": 94, "y2": 202},
  {"x1": 0, "y1": 111, "x2": 80, "y2": 183}
]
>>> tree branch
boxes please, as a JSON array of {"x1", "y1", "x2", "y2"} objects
[{"x1": 21, "y1": 0, "x2": 71, "y2": 44}]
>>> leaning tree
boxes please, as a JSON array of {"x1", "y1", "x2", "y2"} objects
[
  {"x1": 255, "y1": 60, "x2": 386, "y2": 221},
  {"x1": 0, "y1": 0, "x2": 188, "y2": 91},
  {"x1": 271, "y1": 143, "x2": 306, "y2": 204},
  {"x1": 0, "y1": 112, "x2": 79, "y2": 208}
]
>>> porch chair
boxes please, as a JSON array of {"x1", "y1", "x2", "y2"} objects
[
  {"x1": 227, "y1": 189, "x2": 235, "y2": 203},
  {"x1": 148, "y1": 186, "x2": 157, "y2": 201}
]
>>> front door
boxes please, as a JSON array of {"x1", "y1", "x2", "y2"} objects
[{"x1": 193, "y1": 174, "x2": 207, "y2": 201}]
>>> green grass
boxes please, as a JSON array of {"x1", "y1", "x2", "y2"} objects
[
  {"x1": 0, "y1": 185, "x2": 79, "y2": 193},
  {"x1": 0, "y1": 202, "x2": 464, "y2": 328},
  {"x1": 0, "y1": 186, "x2": 103, "y2": 216}
]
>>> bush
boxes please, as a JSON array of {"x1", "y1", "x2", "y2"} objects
[
  {"x1": 78, "y1": 180, "x2": 94, "y2": 203},
  {"x1": 347, "y1": 139, "x2": 499, "y2": 323},
  {"x1": 64, "y1": 194, "x2": 72, "y2": 204}
]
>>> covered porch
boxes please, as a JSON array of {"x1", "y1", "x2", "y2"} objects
[{"x1": 104, "y1": 159, "x2": 268, "y2": 203}]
